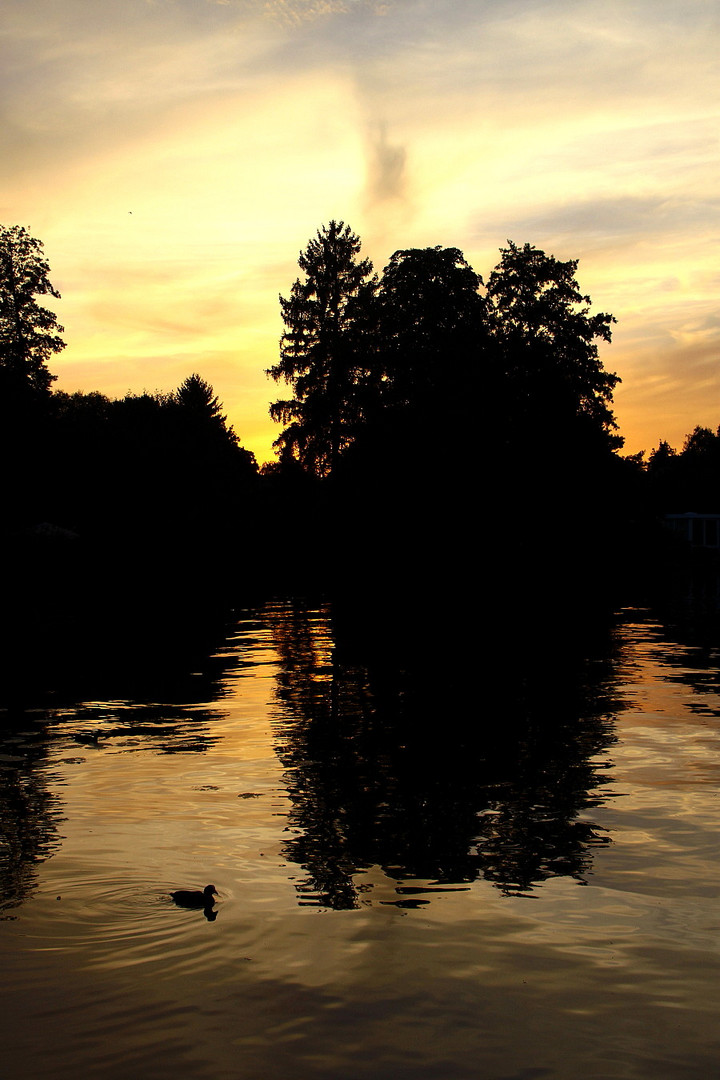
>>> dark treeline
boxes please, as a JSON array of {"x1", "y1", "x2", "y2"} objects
[
  {"x1": 645, "y1": 427, "x2": 720, "y2": 513},
  {"x1": 0, "y1": 226, "x2": 258, "y2": 591},
  {"x1": 0, "y1": 220, "x2": 717, "y2": 705},
  {"x1": 46, "y1": 378, "x2": 257, "y2": 556},
  {"x1": 266, "y1": 221, "x2": 636, "y2": 634}
]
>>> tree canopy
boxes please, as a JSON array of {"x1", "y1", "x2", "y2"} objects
[
  {"x1": 268, "y1": 226, "x2": 622, "y2": 481},
  {"x1": 377, "y1": 245, "x2": 485, "y2": 413},
  {"x1": 267, "y1": 220, "x2": 377, "y2": 477},
  {"x1": 646, "y1": 425, "x2": 720, "y2": 513},
  {"x1": 485, "y1": 240, "x2": 620, "y2": 450},
  {"x1": 0, "y1": 224, "x2": 63, "y2": 399}
]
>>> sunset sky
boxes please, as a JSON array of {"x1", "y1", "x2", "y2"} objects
[{"x1": 3, "y1": 0, "x2": 718, "y2": 464}]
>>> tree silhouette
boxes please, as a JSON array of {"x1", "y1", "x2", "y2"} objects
[
  {"x1": 0, "y1": 225, "x2": 63, "y2": 399},
  {"x1": 485, "y1": 241, "x2": 620, "y2": 450},
  {"x1": 334, "y1": 244, "x2": 487, "y2": 582},
  {"x1": 170, "y1": 374, "x2": 258, "y2": 508},
  {"x1": 376, "y1": 245, "x2": 485, "y2": 414},
  {"x1": 681, "y1": 425, "x2": 717, "y2": 459},
  {"x1": 267, "y1": 221, "x2": 378, "y2": 477},
  {"x1": 647, "y1": 426, "x2": 720, "y2": 514},
  {"x1": 475, "y1": 241, "x2": 626, "y2": 593},
  {"x1": 175, "y1": 372, "x2": 227, "y2": 425},
  {"x1": 46, "y1": 378, "x2": 258, "y2": 560},
  {"x1": 173, "y1": 372, "x2": 257, "y2": 468}
]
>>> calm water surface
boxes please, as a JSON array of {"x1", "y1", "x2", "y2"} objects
[{"x1": 2, "y1": 600, "x2": 720, "y2": 1079}]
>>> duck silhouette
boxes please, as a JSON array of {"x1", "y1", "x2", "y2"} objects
[{"x1": 170, "y1": 884, "x2": 218, "y2": 914}]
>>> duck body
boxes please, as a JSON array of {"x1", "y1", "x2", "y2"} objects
[{"x1": 170, "y1": 884, "x2": 218, "y2": 909}]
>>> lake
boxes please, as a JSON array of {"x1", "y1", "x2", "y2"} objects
[{"x1": 2, "y1": 596, "x2": 720, "y2": 1079}]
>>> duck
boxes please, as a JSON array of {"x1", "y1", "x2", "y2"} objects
[{"x1": 170, "y1": 884, "x2": 218, "y2": 909}]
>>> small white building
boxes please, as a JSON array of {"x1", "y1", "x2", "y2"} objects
[{"x1": 665, "y1": 512, "x2": 720, "y2": 549}]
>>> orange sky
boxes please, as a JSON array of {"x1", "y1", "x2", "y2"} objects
[{"x1": 3, "y1": 0, "x2": 718, "y2": 463}]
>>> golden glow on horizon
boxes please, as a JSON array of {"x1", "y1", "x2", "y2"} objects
[{"x1": 3, "y1": 0, "x2": 718, "y2": 463}]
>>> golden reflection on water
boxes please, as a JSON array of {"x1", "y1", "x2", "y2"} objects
[{"x1": 3, "y1": 603, "x2": 720, "y2": 1078}]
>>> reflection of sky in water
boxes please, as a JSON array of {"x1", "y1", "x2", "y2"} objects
[
  {"x1": 3, "y1": 604, "x2": 720, "y2": 1078},
  {"x1": 588, "y1": 617, "x2": 720, "y2": 910}
]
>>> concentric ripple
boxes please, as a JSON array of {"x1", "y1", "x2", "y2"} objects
[{"x1": 23, "y1": 874, "x2": 232, "y2": 978}]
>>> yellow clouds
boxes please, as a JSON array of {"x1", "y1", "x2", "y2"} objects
[
  {"x1": 3, "y1": 0, "x2": 718, "y2": 463},
  {"x1": 38, "y1": 61, "x2": 366, "y2": 456}
]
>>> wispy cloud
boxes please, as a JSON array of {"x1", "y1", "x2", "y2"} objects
[
  {"x1": 255, "y1": 0, "x2": 388, "y2": 25},
  {"x1": 263, "y1": 0, "x2": 351, "y2": 22},
  {"x1": 363, "y1": 121, "x2": 407, "y2": 206},
  {"x1": 478, "y1": 194, "x2": 720, "y2": 252}
]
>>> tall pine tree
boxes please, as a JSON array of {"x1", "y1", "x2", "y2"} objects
[{"x1": 267, "y1": 221, "x2": 377, "y2": 477}]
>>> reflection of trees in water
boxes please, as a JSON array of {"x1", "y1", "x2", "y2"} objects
[
  {"x1": 266, "y1": 599, "x2": 622, "y2": 908},
  {"x1": 22, "y1": 614, "x2": 236, "y2": 712},
  {"x1": 626, "y1": 580, "x2": 720, "y2": 715},
  {"x1": 57, "y1": 703, "x2": 226, "y2": 755},
  {"x1": 0, "y1": 602, "x2": 244, "y2": 913},
  {"x1": 0, "y1": 701, "x2": 230, "y2": 914},
  {"x1": 0, "y1": 543, "x2": 240, "y2": 713},
  {"x1": 0, "y1": 724, "x2": 64, "y2": 915}
]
